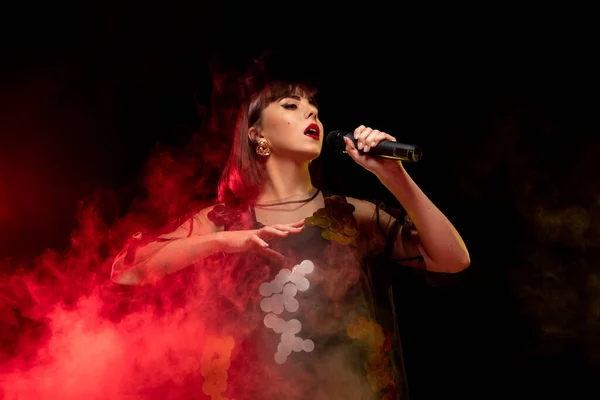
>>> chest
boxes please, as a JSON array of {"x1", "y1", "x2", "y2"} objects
[{"x1": 253, "y1": 200, "x2": 325, "y2": 226}]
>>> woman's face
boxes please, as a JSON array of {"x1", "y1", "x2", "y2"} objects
[{"x1": 253, "y1": 94, "x2": 323, "y2": 162}]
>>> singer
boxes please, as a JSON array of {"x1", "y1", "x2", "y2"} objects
[{"x1": 111, "y1": 80, "x2": 470, "y2": 399}]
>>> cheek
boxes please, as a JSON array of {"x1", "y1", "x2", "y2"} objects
[
  {"x1": 265, "y1": 114, "x2": 292, "y2": 131},
  {"x1": 274, "y1": 117, "x2": 294, "y2": 135}
]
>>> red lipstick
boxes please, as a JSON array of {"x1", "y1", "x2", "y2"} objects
[{"x1": 304, "y1": 123, "x2": 320, "y2": 140}]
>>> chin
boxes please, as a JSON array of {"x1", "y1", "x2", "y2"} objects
[
  {"x1": 301, "y1": 147, "x2": 322, "y2": 162},
  {"x1": 282, "y1": 145, "x2": 321, "y2": 163}
]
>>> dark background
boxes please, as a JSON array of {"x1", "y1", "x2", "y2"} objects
[{"x1": 1, "y1": 4, "x2": 599, "y2": 399}]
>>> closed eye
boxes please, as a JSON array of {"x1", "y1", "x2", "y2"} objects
[{"x1": 281, "y1": 103, "x2": 297, "y2": 110}]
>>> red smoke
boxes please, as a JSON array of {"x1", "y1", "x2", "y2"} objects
[
  {"x1": 0, "y1": 64, "x2": 242, "y2": 399},
  {"x1": 0, "y1": 165, "x2": 221, "y2": 399}
]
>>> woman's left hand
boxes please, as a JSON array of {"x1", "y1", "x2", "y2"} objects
[{"x1": 343, "y1": 125, "x2": 403, "y2": 176}]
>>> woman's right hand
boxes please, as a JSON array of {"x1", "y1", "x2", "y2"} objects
[{"x1": 217, "y1": 219, "x2": 305, "y2": 261}]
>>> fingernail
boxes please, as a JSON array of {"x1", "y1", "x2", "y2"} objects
[
  {"x1": 358, "y1": 142, "x2": 363, "y2": 149},
  {"x1": 364, "y1": 145, "x2": 370, "y2": 152},
  {"x1": 354, "y1": 133, "x2": 358, "y2": 139}
]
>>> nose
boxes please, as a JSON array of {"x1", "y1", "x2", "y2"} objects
[{"x1": 305, "y1": 106, "x2": 318, "y2": 121}]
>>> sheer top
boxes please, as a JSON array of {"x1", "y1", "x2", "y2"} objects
[
  {"x1": 202, "y1": 191, "x2": 415, "y2": 399},
  {"x1": 112, "y1": 190, "x2": 420, "y2": 400}
]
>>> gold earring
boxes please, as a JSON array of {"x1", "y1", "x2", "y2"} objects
[{"x1": 256, "y1": 139, "x2": 272, "y2": 156}]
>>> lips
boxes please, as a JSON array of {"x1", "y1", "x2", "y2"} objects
[{"x1": 304, "y1": 123, "x2": 320, "y2": 140}]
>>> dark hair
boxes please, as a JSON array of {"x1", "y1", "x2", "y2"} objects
[{"x1": 217, "y1": 81, "x2": 318, "y2": 207}]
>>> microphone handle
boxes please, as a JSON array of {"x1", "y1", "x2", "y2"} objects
[{"x1": 345, "y1": 134, "x2": 423, "y2": 163}]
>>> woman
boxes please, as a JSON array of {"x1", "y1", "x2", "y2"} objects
[{"x1": 111, "y1": 81, "x2": 470, "y2": 399}]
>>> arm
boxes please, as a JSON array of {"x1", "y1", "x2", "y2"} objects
[
  {"x1": 111, "y1": 206, "x2": 223, "y2": 285},
  {"x1": 111, "y1": 205, "x2": 304, "y2": 285},
  {"x1": 376, "y1": 164, "x2": 470, "y2": 273},
  {"x1": 344, "y1": 127, "x2": 470, "y2": 274}
]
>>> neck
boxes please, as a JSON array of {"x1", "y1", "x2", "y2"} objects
[{"x1": 258, "y1": 156, "x2": 315, "y2": 203}]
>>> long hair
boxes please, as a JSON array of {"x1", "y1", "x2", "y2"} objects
[{"x1": 217, "y1": 81, "x2": 318, "y2": 208}]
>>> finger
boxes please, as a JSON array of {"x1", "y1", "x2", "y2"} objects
[
  {"x1": 375, "y1": 133, "x2": 397, "y2": 144},
  {"x1": 259, "y1": 247, "x2": 286, "y2": 262},
  {"x1": 343, "y1": 137, "x2": 367, "y2": 164},
  {"x1": 249, "y1": 236, "x2": 285, "y2": 261},
  {"x1": 258, "y1": 226, "x2": 290, "y2": 239},
  {"x1": 272, "y1": 222, "x2": 302, "y2": 229},
  {"x1": 250, "y1": 234, "x2": 270, "y2": 248},
  {"x1": 364, "y1": 131, "x2": 390, "y2": 152},
  {"x1": 362, "y1": 129, "x2": 382, "y2": 152},
  {"x1": 353, "y1": 125, "x2": 366, "y2": 139},
  {"x1": 272, "y1": 223, "x2": 303, "y2": 233},
  {"x1": 356, "y1": 127, "x2": 373, "y2": 150},
  {"x1": 344, "y1": 136, "x2": 356, "y2": 151}
]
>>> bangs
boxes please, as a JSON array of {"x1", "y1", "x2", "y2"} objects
[
  {"x1": 248, "y1": 81, "x2": 318, "y2": 126},
  {"x1": 262, "y1": 82, "x2": 317, "y2": 105}
]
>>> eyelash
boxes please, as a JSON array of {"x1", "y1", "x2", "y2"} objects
[{"x1": 281, "y1": 103, "x2": 319, "y2": 117}]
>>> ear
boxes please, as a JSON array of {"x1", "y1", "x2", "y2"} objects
[{"x1": 248, "y1": 126, "x2": 263, "y2": 143}]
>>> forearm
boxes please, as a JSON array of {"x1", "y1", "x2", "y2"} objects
[
  {"x1": 377, "y1": 164, "x2": 470, "y2": 273},
  {"x1": 112, "y1": 232, "x2": 224, "y2": 285}
]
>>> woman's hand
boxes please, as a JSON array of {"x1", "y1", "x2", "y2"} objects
[
  {"x1": 218, "y1": 219, "x2": 305, "y2": 261},
  {"x1": 343, "y1": 125, "x2": 403, "y2": 176}
]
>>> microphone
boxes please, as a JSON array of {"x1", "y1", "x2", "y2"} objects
[{"x1": 325, "y1": 130, "x2": 423, "y2": 163}]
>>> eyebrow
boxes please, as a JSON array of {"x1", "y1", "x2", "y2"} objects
[
  {"x1": 279, "y1": 95, "x2": 318, "y2": 108},
  {"x1": 280, "y1": 95, "x2": 302, "y2": 101}
]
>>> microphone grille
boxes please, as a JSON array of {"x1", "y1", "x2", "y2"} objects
[{"x1": 324, "y1": 130, "x2": 346, "y2": 149}]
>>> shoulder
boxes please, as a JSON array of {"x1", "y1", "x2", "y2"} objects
[
  {"x1": 154, "y1": 204, "x2": 223, "y2": 240},
  {"x1": 346, "y1": 196, "x2": 406, "y2": 220},
  {"x1": 344, "y1": 195, "x2": 407, "y2": 233},
  {"x1": 345, "y1": 196, "x2": 376, "y2": 213},
  {"x1": 194, "y1": 203, "x2": 228, "y2": 229},
  {"x1": 195, "y1": 203, "x2": 221, "y2": 221},
  {"x1": 204, "y1": 202, "x2": 251, "y2": 230},
  {"x1": 316, "y1": 195, "x2": 380, "y2": 232},
  {"x1": 344, "y1": 196, "x2": 379, "y2": 223}
]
